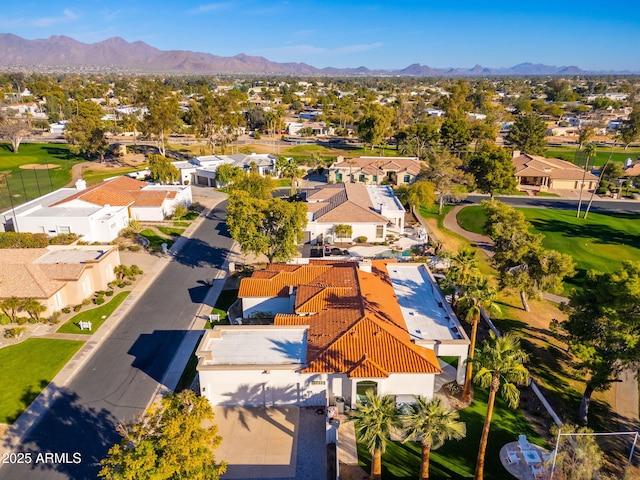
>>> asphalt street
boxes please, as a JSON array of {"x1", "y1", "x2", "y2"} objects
[
  {"x1": 0, "y1": 200, "x2": 232, "y2": 480},
  {"x1": 467, "y1": 194, "x2": 640, "y2": 214}
]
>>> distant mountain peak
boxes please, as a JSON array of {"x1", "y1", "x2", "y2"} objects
[{"x1": 0, "y1": 33, "x2": 630, "y2": 75}]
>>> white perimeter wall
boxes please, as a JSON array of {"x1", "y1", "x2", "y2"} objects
[
  {"x1": 307, "y1": 222, "x2": 386, "y2": 244},
  {"x1": 199, "y1": 369, "x2": 327, "y2": 407},
  {"x1": 242, "y1": 297, "x2": 292, "y2": 318}
]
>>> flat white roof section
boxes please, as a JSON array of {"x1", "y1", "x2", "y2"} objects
[
  {"x1": 387, "y1": 263, "x2": 466, "y2": 342},
  {"x1": 366, "y1": 185, "x2": 405, "y2": 215},
  {"x1": 198, "y1": 326, "x2": 308, "y2": 367}
]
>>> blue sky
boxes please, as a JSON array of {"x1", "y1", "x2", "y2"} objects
[{"x1": 2, "y1": 1, "x2": 639, "y2": 71}]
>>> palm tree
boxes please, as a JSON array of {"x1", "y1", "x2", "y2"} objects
[
  {"x1": 473, "y1": 333, "x2": 530, "y2": 480},
  {"x1": 402, "y1": 396, "x2": 466, "y2": 479},
  {"x1": 276, "y1": 156, "x2": 305, "y2": 196},
  {"x1": 349, "y1": 390, "x2": 401, "y2": 480},
  {"x1": 445, "y1": 248, "x2": 480, "y2": 310},
  {"x1": 21, "y1": 297, "x2": 47, "y2": 323},
  {"x1": 1, "y1": 296, "x2": 23, "y2": 323},
  {"x1": 459, "y1": 276, "x2": 501, "y2": 403}
]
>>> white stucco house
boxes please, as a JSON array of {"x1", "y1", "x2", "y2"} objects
[
  {"x1": 0, "y1": 176, "x2": 192, "y2": 242},
  {"x1": 196, "y1": 260, "x2": 469, "y2": 409},
  {"x1": 172, "y1": 153, "x2": 277, "y2": 187},
  {"x1": 327, "y1": 156, "x2": 422, "y2": 186},
  {"x1": 304, "y1": 183, "x2": 404, "y2": 245}
]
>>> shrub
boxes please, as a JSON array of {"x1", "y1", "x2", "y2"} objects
[
  {"x1": 74, "y1": 305, "x2": 83, "y2": 312},
  {"x1": 82, "y1": 298, "x2": 91, "y2": 306},
  {"x1": 0, "y1": 315, "x2": 10, "y2": 325},
  {"x1": 0, "y1": 232, "x2": 49, "y2": 249},
  {"x1": 16, "y1": 317, "x2": 28, "y2": 325},
  {"x1": 173, "y1": 205, "x2": 187, "y2": 220},
  {"x1": 48, "y1": 311, "x2": 62, "y2": 325},
  {"x1": 77, "y1": 240, "x2": 89, "y2": 246},
  {"x1": 62, "y1": 307, "x2": 71, "y2": 314},
  {"x1": 94, "y1": 296, "x2": 105, "y2": 305},
  {"x1": 105, "y1": 290, "x2": 114, "y2": 297},
  {"x1": 28, "y1": 317, "x2": 37, "y2": 324},
  {"x1": 118, "y1": 244, "x2": 127, "y2": 251},
  {"x1": 355, "y1": 236, "x2": 368, "y2": 243},
  {"x1": 49, "y1": 233, "x2": 79, "y2": 245},
  {"x1": 117, "y1": 282, "x2": 127, "y2": 288},
  {"x1": 128, "y1": 244, "x2": 141, "y2": 252},
  {"x1": 4, "y1": 327, "x2": 27, "y2": 338}
]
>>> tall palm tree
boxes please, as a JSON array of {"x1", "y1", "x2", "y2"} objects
[
  {"x1": 402, "y1": 396, "x2": 466, "y2": 479},
  {"x1": 445, "y1": 248, "x2": 480, "y2": 310},
  {"x1": 21, "y1": 297, "x2": 47, "y2": 323},
  {"x1": 349, "y1": 390, "x2": 401, "y2": 480},
  {"x1": 459, "y1": 276, "x2": 501, "y2": 403},
  {"x1": 0, "y1": 296, "x2": 23, "y2": 323},
  {"x1": 473, "y1": 333, "x2": 530, "y2": 480}
]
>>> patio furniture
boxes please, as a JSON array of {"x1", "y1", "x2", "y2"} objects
[
  {"x1": 506, "y1": 450, "x2": 521, "y2": 464},
  {"x1": 531, "y1": 464, "x2": 545, "y2": 478},
  {"x1": 522, "y1": 449, "x2": 542, "y2": 465},
  {"x1": 518, "y1": 434, "x2": 532, "y2": 450}
]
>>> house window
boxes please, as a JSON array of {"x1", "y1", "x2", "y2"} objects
[
  {"x1": 81, "y1": 277, "x2": 91, "y2": 296},
  {"x1": 359, "y1": 174, "x2": 365, "y2": 182},
  {"x1": 336, "y1": 173, "x2": 343, "y2": 181},
  {"x1": 36, "y1": 226, "x2": 45, "y2": 233},
  {"x1": 403, "y1": 174, "x2": 411, "y2": 183},
  {"x1": 58, "y1": 226, "x2": 71, "y2": 234},
  {"x1": 376, "y1": 225, "x2": 384, "y2": 238},
  {"x1": 311, "y1": 380, "x2": 326, "y2": 385},
  {"x1": 54, "y1": 291, "x2": 62, "y2": 308},
  {"x1": 372, "y1": 175, "x2": 378, "y2": 182},
  {"x1": 356, "y1": 381, "x2": 378, "y2": 404}
]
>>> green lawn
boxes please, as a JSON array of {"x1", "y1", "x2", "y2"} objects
[
  {"x1": 0, "y1": 338, "x2": 84, "y2": 423},
  {"x1": 208, "y1": 289, "x2": 238, "y2": 326},
  {"x1": 82, "y1": 167, "x2": 139, "y2": 186},
  {"x1": 157, "y1": 226, "x2": 186, "y2": 237},
  {"x1": 57, "y1": 291, "x2": 131, "y2": 334},
  {"x1": 0, "y1": 143, "x2": 85, "y2": 210},
  {"x1": 357, "y1": 388, "x2": 546, "y2": 479},
  {"x1": 140, "y1": 228, "x2": 174, "y2": 251},
  {"x1": 456, "y1": 205, "x2": 640, "y2": 289},
  {"x1": 175, "y1": 335, "x2": 204, "y2": 392},
  {"x1": 546, "y1": 147, "x2": 640, "y2": 167}
]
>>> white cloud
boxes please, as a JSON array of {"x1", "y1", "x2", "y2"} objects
[
  {"x1": 32, "y1": 9, "x2": 78, "y2": 27},
  {"x1": 187, "y1": 2, "x2": 234, "y2": 15}
]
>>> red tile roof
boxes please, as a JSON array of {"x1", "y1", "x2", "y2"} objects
[{"x1": 240, "y1": 260, "x2": 441, "y2": 377}]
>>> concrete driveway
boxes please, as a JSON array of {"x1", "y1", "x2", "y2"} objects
[{"x1": 214, "y1": 407, "x2": 326, "y2": 480}]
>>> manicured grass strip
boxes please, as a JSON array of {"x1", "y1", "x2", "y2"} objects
[
  {"x1": 82, "y1": 168, "x2": 139, "y2": 186},
  {"x1": 546, "y1": 147, "x2": 640, "y2": 167},
  {"x1": 0, "y1": 338, "x2": 84, "y2": 423},
  {"x1": 175, "y1": 334, "x2": 204, "y2": 392},
  {"x1": 456, "y1": 206, "x2": 487, "y2": 235},
  {"x1": 207, "y1": 289, "x2": 239, "y2": 327},
  {"x1": 157, "y1": 226, "x2": 186, "y2": 237},
  {"x1": 57, "y1": 291, "x2": 131, "y2": 334},
  {"x1": 180, "y1": 211, "x2": 199, "y2": 221},
  {"x1": 357, "y1": 388, "x2": 546, "y2": 479},
  {"x1": 140, "y1": 229, "x2": 174, "y2": 250}
]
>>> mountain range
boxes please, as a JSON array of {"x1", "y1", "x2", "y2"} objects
[{"x1": 0, "y1": 33, "x2": 630, "y2": 76}]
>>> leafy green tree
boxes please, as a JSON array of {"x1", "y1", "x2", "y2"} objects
[
  {"x1": 64, "y1": 100, "x2": 109, "y2": 161},
  {"x1": 422, "y1": 151, "x2": 474, "y2": 214},
  {"x1": 99, "y1": 390, "x2": 226, "y2": 480},
  {"x1": 505, "y1": 113, "x2": 548, "y2": 156},
  {"x1": 226, "y1": 191, "x2": 307, "y2": 262},
  {"x1": 620, "y1": 104, "x2": 640, "y2": 150},
  {"x1": 473, "y1": 333, "x2": 530, "y2": 480},
  {"x1": 0, "y1": 116, "x2": 29, "y2": 153},
  {"x1": 401, "y1": 396, "x2": 466, "y2": 479},
  {"x1": 334, "y1": 224, "x2": 352, "y2": 242},
  {"x1": 482, "y1": 199, "x2": 575, "y2": 311},
  {"x1": 148, "y1": 154, "x2": 180, "y2": 184},
  {"x1": 232, "y1": 172, "x2": 276, "y2": 199},
  {"x1": 214, "y1": 164, "x2": 243, "y2": 187},
  {"x1": 440, "y1": 117, "x2": 472, "y2": 154},
  {"x1": 396, "y1": 120, "x2": 441, "y2": 159},
  {"x1": 350, "y1": 390, "x2": 401, "y2": 480},
  {"x1": 356, "y1": 104, "x2": 393, "y2": 150},
  {"x1": 548, "y1": 424, "x2": 604, "y2": 479},
  {"x1": 140, "y1": 86, "x2": 180, "y2": 157},
  {"x1": 395, "y1": 181, "x2": 437, "y2": 215},
  {"x1": 194, "y1": 90, "x2": 246, "y2": 154},
  {"x1": 459, "y1": 276, "x2": 501, "y2": 403},
  {"x1": 553, "y1": 261, "x2": 640, "y2": 425},
  {"x1": 468, "y1": 144, "x2": 518, "y2": 197}
]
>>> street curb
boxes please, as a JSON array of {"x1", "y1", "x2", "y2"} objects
[{"x1": 0, "y1": 195, "x2": 225, "y2": 455}]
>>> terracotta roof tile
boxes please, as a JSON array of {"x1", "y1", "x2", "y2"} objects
[{"x1": 243, "y1": 260, "x2": 442, "y2": 377}]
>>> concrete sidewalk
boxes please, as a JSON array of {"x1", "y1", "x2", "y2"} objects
[{"x1": 2, "y1": 193, "x2": 231, "y2": 450}]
